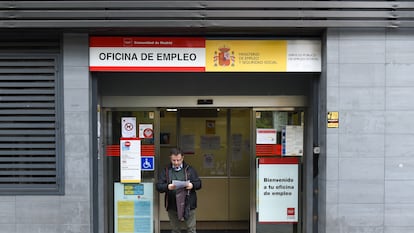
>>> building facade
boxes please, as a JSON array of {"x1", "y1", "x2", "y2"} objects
[{"x1": 1, "y1": 1, "x2": 414, "y2": 233}]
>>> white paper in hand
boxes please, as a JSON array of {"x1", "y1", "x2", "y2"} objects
[{"x1": 172, "y1": 180, "x2": 189, "y2": 189}]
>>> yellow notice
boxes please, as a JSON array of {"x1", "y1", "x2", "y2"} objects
[
  {"x1": 118, "y1": 217, "x2": 134, "y2": 232},
  {"x1": 121, "y1": 179, "x2": 141, "y2": 183},
  {"x1": 327, "y1": 112, "x2": 339, "y2": 128},
  {"x1": 205, "y1": 40, "x2": 287, "y2": 72},
  {"x1": 118, "y1": 200, "x2": 134, "y2": 216}
]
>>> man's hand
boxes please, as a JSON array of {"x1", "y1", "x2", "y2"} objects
[
  {"x1": 186, "y1": 182, "x2": 193, "y2": 190},
  {"x1": 168, "y1": 184, "x2": 176, "y2": 190}
]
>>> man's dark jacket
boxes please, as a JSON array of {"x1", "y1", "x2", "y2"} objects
[{"x1": 156, "y1": 161, "x2": 202, "y2": 211}]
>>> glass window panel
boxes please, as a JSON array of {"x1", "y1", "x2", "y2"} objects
[
  {"x1": 229, "y1": 108, "x2": 250, "y2": 177},
  {"x1": 255, "y1": 110, "x2": 304, "y2": 233},
  {"x1": 180, "y1": 108, "x2": 228, "y2": 177}
]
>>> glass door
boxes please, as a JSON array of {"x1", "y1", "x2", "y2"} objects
[
  {"x1": 254, "y1": 109, "x2": 305, "y2": 233},
  {"x1": 103, "y1": 109, "x2": 158, "y2": 233},
  {"x1": 158, "y1": 108, "x2": 250, "y2": 231}
]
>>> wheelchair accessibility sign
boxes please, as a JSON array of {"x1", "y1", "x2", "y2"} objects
[{"x1": 141, "y1": 156, "x2": 154, "y2": 171}]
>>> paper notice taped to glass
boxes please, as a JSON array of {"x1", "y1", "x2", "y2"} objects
[{"x1": 173, "y1": 180, "x2": 189, "y2": 189}]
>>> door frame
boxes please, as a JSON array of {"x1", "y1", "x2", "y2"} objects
[{"x1": 97, "y1": 95, "x2": 312, "y2": 233}]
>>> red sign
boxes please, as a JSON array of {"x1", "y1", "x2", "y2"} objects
[{"x1": 89, "y1": 37, "x2": 206, "y2": 72}]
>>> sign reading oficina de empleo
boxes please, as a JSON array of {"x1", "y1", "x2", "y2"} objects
[{"x1": 89, "y1": 37, "x2": 321, "y2": 72}]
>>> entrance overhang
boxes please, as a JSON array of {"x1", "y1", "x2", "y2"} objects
[{"x1": 101, "y1": 95, "x2": 307, "y2": 108}]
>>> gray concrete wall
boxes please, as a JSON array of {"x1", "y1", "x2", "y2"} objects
[
  {"x1": 62, "y1": 33, "x2": 92, "y2": 233},
  {"x1": 321, "y1": 28, "x2": 414, "y2": 233},
  {"x1": 0, "y1": 33, "x2": 91, "y2": 233}
]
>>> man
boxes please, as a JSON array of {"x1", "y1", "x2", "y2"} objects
[{"x1": 156, "y1": 148, "x2": 202, "y2": 233}]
